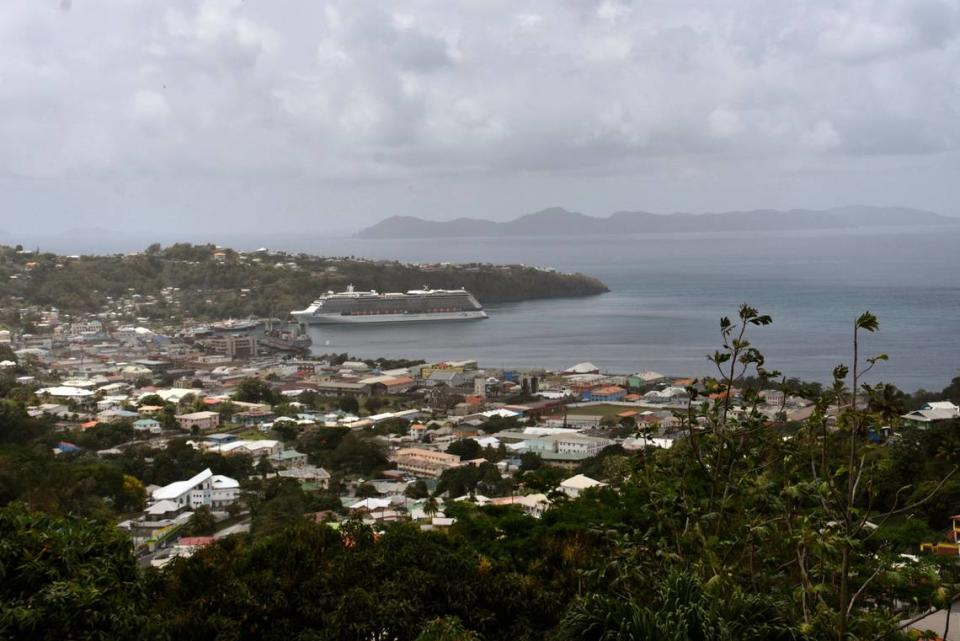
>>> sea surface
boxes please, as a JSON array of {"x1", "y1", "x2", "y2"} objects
[{"x1": 282, "y1": 227, "x2": 959, "y2": 392}]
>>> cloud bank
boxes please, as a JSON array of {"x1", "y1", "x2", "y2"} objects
[{"x1": 1, "y1": 0, "x2": 958, "y2": 234}]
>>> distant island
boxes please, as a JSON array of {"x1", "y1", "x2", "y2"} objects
[
  {"x1": 0, "y1": 244, "x2": 608, "y2": 325},
  {"x1": 357, "y1": 205, "x2": 957, "y2": 239}
]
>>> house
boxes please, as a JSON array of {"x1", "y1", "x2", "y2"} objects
[
  {"x1": 175, "y1": 536, "x2": 216, "y2": 551},
  {"x1": 486, "y1": 493, "x2": 551, "y2": 518},
  {"x1": 205, "y1": 433, "x2": 238, "y2": 445},
  {"x1": 176, "y1": 410, "x2": 220, "y2": 432},
  {"x1": 426, "y1": 370, "x2": 469, "y2": 387},
  {"x1": 902, "y1": 401, "x2": 960, "y2": 426},
  {"x1": 349, "y1": 497, "x2": 392, "y2": 511},
  {"x1": 270, "y1": 448, "x2": 308, "y2": 469},
  {"x1": 96, "y1": 408, "x2": 140, "y2": 423},
  {"x1": 133, "y1": 417, "x2": 162, "y2": 434},
  {"x1": 583, "y1": 385, "x2": 626, "y2": 402},
  {"x1": 410, "y1": 423, "x2": 428, "y2": 440},
  {"x1": 233, "y1": 410, "x2": 275, "y2": 427},
  {"x1": 315, "y1": 381, "x2": 372, "y2": 397},
  {"x1": 143, "y1": 388, "x2": 202, "y2": 404},
  {"x1": 143, "y1": 499, "x2": 182, "y2": 519},
  {"x1": 902, "y1": 600, "x2": 960, "y2": 640},
  {"x1": 627, "y1": 371, "x2": 668, "y2": 388},
  {"x1": 524, "y1": 432, "x2": 613, "y2": 462},
  {"x1": 151, "y1": 468, "x2": 239, "y2": 510},
  {"x1": 138, "y1": 405, "x2": 165, "y2": 415},
  {"x1": 643, "y1": 386, "x2": 689, "y2": 404},
  {"x1": 564, "y1": 362, "x2": 600, "y2": 375},
  {"x1": 392, "y1": 447, "x2": 462, "y2": 478},
  {"x1": 360, "y1": 374, "x2": 417, "y2": 395},
  {"x1": 207, "y1": 439, "x2": 282, "y2": 459},
  {"x1": 278, "y1": 465, "x2": 331, "y2": 490},
  {"x1": 559, "y1": 474, "x2": 607, "y2": 498}
]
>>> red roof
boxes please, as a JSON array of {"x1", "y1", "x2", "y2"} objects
[
  {"x1": 178, "y1": 536, "x2": 216, "y2": 547},
  {"x1": 593, "y1": 386, "x2": 625, "y2": 395}
]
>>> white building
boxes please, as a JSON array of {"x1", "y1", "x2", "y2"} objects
[
  {"x1": 902, "y1": 401, "x2": 960, "y2": 426},
  {"x1": 523, "y1": 432, "x2": 613, "y2": 462},
  {"x1": 559, "y1": 474, "x2": 607, "y2": 498},
  {"x1": 205, "y1": 439, "x2": 282, "y2": 458},
  {"x1": 151, "y1": 468, "x2": 239, "y2": 510},
  {"x1": 68, "y1": 320, "x2": 104, "y2": 336}
]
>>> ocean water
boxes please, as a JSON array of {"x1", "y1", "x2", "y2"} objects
[{"x1": 287, "y1": 227, "x2": 960, "y2": 392}]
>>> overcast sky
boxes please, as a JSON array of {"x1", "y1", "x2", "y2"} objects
[{"x1": 2, "y1": 0, "x2": 959, "y2": 238}]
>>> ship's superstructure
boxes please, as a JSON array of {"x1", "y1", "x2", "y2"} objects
[{"x1": 292, "y1": 286, "x2": 487, "y2": 325}]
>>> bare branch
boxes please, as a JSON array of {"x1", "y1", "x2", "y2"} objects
[{"x1": 847, "y1": 564, "x2": 885, "y2": 617}]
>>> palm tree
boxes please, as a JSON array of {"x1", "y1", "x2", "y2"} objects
[
  {"x1": 866, "y1": 382, "x2": 907, "y2": 425},
  {"x1": 423, "y1": 495, "x2": 440, "y2": 519}
]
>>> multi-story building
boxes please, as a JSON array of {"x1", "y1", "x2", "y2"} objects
[
  {"x1": 151, "y1": 468, "x2": 239, "y2": 510},
  {"x1": 392, "y1": 447, "x2": 462, "y2": 478},
  {"x1": 198, "y1": 334, "x2": 258, "y2": 359},
  {"x1": 176, "y1": 410, "x2": 220, "y2": 432},
  {"x1": 524, "y1": 433, "x2": 613, "y2": 462}
]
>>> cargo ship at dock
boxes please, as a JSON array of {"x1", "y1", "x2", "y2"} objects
[{"x1": 291, "y1": 286, "x2": 488, "y2": 325}]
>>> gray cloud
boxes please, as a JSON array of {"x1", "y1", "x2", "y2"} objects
[{"x1": 1, "y1": 0, "x2": 959, "y2": 236}]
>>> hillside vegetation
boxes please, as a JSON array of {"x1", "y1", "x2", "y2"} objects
[{"x1": 0, "y1": 243, "x2": 608, "y2": 324}]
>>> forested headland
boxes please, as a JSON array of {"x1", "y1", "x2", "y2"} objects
[{"x1": 0, "y1": 243, "x2": 608, "y2": 325}]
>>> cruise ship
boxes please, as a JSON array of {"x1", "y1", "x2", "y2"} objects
[{"x1": 291, "y1": 286, "x2": 488, "y2": 325}]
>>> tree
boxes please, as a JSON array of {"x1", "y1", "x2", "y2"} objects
[
  {"x1": 0, "y1": 399, "x2": 48, "y2": 444},
  {"x1": 326, "y1": 433, "x2": 388, "y2": 476},
  {"x1": 117, "y1": 474, "x2": 146, "y2": 512},
  {"x1": 338, "y1": 395, "x2": 361, "y2": 414},
  {"x1": 234, "y1": 377, "x2": 278, "y2": 405},
  {"x1": 446, "y1": 438, "x2": 481, "y2": 461},
  {"x1": 272, "y1": 421, "x2": 299, "y2": 443},
  {"x1": 556, "y1": 570, "x2": 796, "y2": 641},
  {"x1": 478, "y1": 415, "x2": 520, "y2": 433},
  {"x1": 364, "y1": 395, "x2": 386, "y2": 414},
  {"x1": 415, "y1": 617, "x2": 480, "y2": 641},
  {"x1": 185, "y1": 505, "x2": 216, "y2": 536},
  {"x1": 423, "y1": 495, "x2": 440, "y2": 518},
  {"x1": 518, "y1": 452, "x2": 542, "y2": 472},
  {"x1": 864, "y1": 382, "x2": 908, "y2": 424},
  {"x1": 436, "y1": 462, "x2": 511, "y2": 498},
  {"x1": 256, "y1": 455, "x2": 275, "y2": 479},
  {"x1": 0, "y1": 502, "x2": 162, "y2": 640},
  {"x1": 355, "y1": 482, "x2": 381, "y2": 498},
  {"x1": 138, "y1": 394, "x2": 166, "y2": 407},
  {"x1": 405, "y1": 480, "x2": 429, "y2": 499}
]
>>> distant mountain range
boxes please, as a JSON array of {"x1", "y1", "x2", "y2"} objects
[{"x1": 357, "y1": 206, "x2": 957, "y2": 239}]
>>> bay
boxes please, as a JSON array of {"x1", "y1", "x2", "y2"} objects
[{"x1": 277, "y1": 226, "x2": 960, "y2": 392}]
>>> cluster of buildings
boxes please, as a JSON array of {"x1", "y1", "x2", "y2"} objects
[{"x1": 5, "y1": 296, "x2": 957, "y2": 562}]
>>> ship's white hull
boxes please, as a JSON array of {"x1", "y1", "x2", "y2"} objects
[{"x1": 293, "y1": 310, "x2": 488, "y2": 325}]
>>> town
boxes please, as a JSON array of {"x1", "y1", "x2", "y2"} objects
[{"x1": 3, "y1": 293, "x2": 959, "y2": 573}]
